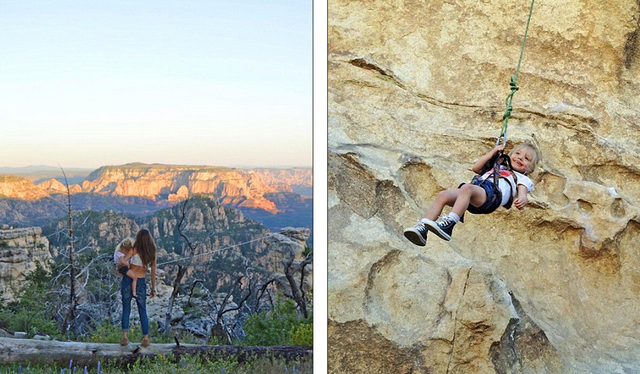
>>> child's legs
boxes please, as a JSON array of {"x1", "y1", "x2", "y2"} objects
[
  {"x1": 424, "y1": 188, "x2": 462, "y2": 220},
  {"x1": 126, "y1": 270, "x2": 137, "y2": 295},
  {"x1": 450, "y1": 184, "x2": 487, "y2": 217}
]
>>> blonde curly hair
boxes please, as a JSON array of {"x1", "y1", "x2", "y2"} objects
[{"x1": 116, "y1": 237, "x2": 134, "y2": 253}]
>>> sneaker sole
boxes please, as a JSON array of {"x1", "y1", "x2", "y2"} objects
[
  {"x1": 423, "y1": 220, "x2": 451, "y2": 241},
  {"x1": 403, "y1": 228, "x2": 426, "y2": 246}
]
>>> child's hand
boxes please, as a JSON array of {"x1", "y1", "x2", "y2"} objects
[
  {"x1": 494, "y1": 145, "x2": 505, "y2": 154},
  {"x1": 514, "y1": 196, "x2": 528, "y2": 210}
]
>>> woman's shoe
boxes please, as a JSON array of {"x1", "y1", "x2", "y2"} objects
[
  {"x1": 141, "y1": 336, "x2": 150, "y2": 347},
  {"x1": 120, "y1": 337, "x2": 129, "y2": 346}
]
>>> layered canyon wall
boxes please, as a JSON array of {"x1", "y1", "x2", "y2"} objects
[
  {"x1": 0, "y1": 227, "x2": 51, "y2": 302},
  {"x1": 0, "y1": 165, "x2": 312, "y2": 214},
  {"x1": 328, "y1": 0, "x2": 640, "y2": 373}
]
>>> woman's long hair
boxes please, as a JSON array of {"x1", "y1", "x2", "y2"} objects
[{"x1": 134, "y1": 229, "x2": 157, "y2": 267}]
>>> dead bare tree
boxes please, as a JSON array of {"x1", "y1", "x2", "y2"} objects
[
  {"x1": 284, "y1": 251, "x2": 312, "y2": 318},
  {"x1": 256, "y1": 249, "x2": 312, "y2": 319},
  {"x1": 216, "y1": 270, "x2": 254, "y2": 321},
  {"x1": 59, "y1": 167, "x2": 77, "y2": 336},
  {"x1": 255, "y1": 278, "x2": 285, "y2": 312},
  {"x1": 163, "y1": 198, "x2": 195, "y2": 336},
  {"x1": 47, "y1": 209, "x2": 141, "y2": 335},
  {"x1": 184, "y1": 268, "x2": 256, "y2": 344},
  {"x1": 164, "y1": 264, "x2": 187, "y2": 337},
  {"x1": 210, "y1": 268, "x2": 257, "y2": 344}
]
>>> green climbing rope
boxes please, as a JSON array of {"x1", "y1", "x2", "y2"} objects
[{"x1": 497, "y1": 0, "x2": 535, "y2": 147}]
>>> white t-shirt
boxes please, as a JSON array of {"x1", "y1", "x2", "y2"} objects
[
  {"x1": 130, "y1": 254, "x2": 143, "y2": 267},
  {"x1": 481, "y1": 169, "x2": 534, "y2": 206},
  {"x1": 114, "y1": 250, "x2": 128, "y2": 266}
]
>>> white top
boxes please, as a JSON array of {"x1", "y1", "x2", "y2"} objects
[
  {"x1": 480, "y1": 169, "x2": 534, "y2": 207},
  {"x1": 130, "y1": 253, "x2": 143, "y2": 267},
  {"x1": 114, "y1": 250, "x2": 128, "y2": 265}
]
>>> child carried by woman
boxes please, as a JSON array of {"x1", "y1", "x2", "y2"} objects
[{"x1": 114, "y1": 238, "x2": 137, "y2": 297}]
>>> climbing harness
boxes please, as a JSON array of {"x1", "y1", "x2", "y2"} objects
[
  {"x1": 496, "y1": 0, "x2": 536, "y2": 147},
  {"x1": 485, "y1": 153, "x2": 518, "y2": 210},
  {"x1": 464, "y1": 152, "x2": 518, "y2": 214}
]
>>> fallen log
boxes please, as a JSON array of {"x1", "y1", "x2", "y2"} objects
[{"x1": 0, "y1": 337, "x2": 312, "y2": 367}]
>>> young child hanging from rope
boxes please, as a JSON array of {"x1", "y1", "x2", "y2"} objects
[
  {"x1": 403, "y1": 142, "x2": 540, "y2": 246},
  {"x1": 114, "y1": 238, "x2": 137, "y2": 297}
]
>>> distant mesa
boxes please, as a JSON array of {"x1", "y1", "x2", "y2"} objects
[
  {"x1": 0, "y1": 175, "x2": 49, "y2": 200},
  {"x1": 0, "y1": 163, "x2": 312, "y2": 215},
  {"x1": 38, "y1": 178, "x2": 82, "y2": 194}
]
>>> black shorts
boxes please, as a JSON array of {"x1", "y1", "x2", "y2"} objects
[
  {"x1": 460, "y1": 177, "x2": 502, "y2": 215},
  {"x1": 119, "y1": 266, "x2": 130, "y2": 276}
]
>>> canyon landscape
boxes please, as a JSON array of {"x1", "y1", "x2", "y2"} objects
[
  {"x1": 0, "y1": 163, "x2": 312, "y2": 239},
  {"x1": 0, "y1": 162, "x2": 313, "y2": 352}
]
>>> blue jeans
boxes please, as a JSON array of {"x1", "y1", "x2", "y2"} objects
[{"x1": 121, "y1": 276, "x2": 149, "y2": 335}]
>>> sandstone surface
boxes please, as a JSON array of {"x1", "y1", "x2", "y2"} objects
[{"x1": 328, "y1": 1, "x2": 640, "y2": 373}]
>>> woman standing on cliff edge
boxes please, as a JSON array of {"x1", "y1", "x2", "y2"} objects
[{"x1": 119, "y1": 228, "x2": 157, "y2": 347}]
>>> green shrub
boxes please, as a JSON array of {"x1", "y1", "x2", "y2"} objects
[
  {"x1": 290, "y1": 322, "x2": 313, "y2": 346},
  {"x1": 242, "y1": 298, "x2": 312, "y2": 346},
  {"x1": 80, "y1": 319, "x2": 123, "y2": 344},
  {"x1": 5, "y1": 262, "x2": 58, "y2": 337},
  {"x1": 7, "y1": 311, "x2": 57, "y2": 337},
  {"x1": 303, "y1": 244, "x2": 312, "y2": 257}
]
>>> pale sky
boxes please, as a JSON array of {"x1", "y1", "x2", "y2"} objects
[{"x1": 0, "y1": 1, "x2": 312, "y2": 169}]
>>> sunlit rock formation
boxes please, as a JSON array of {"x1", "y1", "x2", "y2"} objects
[{"x1": 328, "y1": 0, "x2": 640, "y2": 373}]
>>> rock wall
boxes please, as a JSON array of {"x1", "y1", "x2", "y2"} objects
[
  {"x1": 265, "y1": 227, "x2": 313, "y2": 291},
  {"x1": 0, "y1": 227, "x2": 51, "y2": 302},
  {"x1": 328, "y1": 0, "x2": 640, "y2": 373},
  {"x1": 253, "y1": 168, "x2": 314, "y2": 194},
  {"x1": 81, "y1": 164, "x2": 312, "y2": 213}
]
